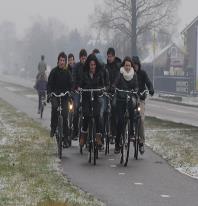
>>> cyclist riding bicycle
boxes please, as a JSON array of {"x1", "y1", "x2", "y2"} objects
[
  {"x1": 79, "y1": 54, "x2": 105, "y2": 147},
  {"x1": 132, "y1": 56, "x2": 154, "y2": 154},
  {"x1": 34, "y1": 71, "x2": 47, "y2": 114},
  {"x1": 112, "y1": 56, "x2": 138, "y2": 154},
  {"x1": 72, "y1": 49, "x2": 87, "y2": 140},
  {"x1": 47, "y1": 52, "x2": 72, "y2": 148}
]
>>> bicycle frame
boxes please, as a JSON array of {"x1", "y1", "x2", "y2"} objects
[
  {"x1": 51, "y1": 91, "x2": 71, "y2": 159},
  {"x1": 115, "y1": 88, "x2": 138, "y2": 166},
  {"x1": 79, "y1": 88, "x2": 105, "y2": 165}
]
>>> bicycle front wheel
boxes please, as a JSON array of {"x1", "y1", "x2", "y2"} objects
[
  {"x1": 57, "y1": 115, "x2": 63, "y2": 159},
  {"x1": 121, "y1": 121, "x2": 130, "y2": 167},
  {"x1": 134, "y1": 118, "x2": 140, "y2": 160},
  {"x1": 40, "y1": 104, "x2": 44, "y2": 119}
]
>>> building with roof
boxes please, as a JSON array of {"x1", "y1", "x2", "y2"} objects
[{"x1": 182, "y1": 16, "x2": 198, "y2": 92}]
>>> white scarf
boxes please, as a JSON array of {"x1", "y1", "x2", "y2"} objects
[{"x1": 120, "y1": 67, "x2": 135, "y2": 81}]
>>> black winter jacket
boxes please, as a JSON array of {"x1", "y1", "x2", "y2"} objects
[
  {"x1": 72, "y1": 62, "x2": 84, "y2": 90},
  {"x1": 136, "y1": 69, "x2": 154, "y2": 100},
  {"x1": 47, "y1": 66, "x2": 72, "y2": 95},
  {"x1": 114, "y1": 72, "x2": 138, "y2": 101},
  {"x1": 80, "y1": 70, "x2": 104, "y2": 116},
  {"x1": 105, "y1": 57, "x2": 121, "y2": 87}
]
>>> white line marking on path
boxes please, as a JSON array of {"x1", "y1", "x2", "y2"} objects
[
  {"x1": 167, "y1": 108, "x2": 189, "y2": 114},
  {"x1": 109, "y1": 159, "x2": 115, "y2": 161},
  {"x1": 134, "y1": 182, "x2": 143, "y2": 185},
  {"x1": 118, "y1": 173, "x2": 126, "y2": 175},
  {"x1": 110, "y1": 165, "x2": 117, "y2": 168},
  {"x1": 160, "y1": 194, "x2": 171, "y2": 198}
]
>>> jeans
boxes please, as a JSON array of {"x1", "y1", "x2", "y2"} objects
[{"x1": 98, "y1": 96, "x2": 108, "y2": 135}]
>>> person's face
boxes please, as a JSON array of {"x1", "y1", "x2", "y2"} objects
[
  {"x1": 68, "y1": 57, "x2": 75, "y2": 66},
  {"x1": 89, "y1": 60, "x2": 96, "y2": 74},
  {"x1": 80, "y1": 55, "x2": 87, "y2": 64},
  {"x1": 133, "y1": 64, "x2": 139, "y2": 72},
  {"x1": 107, "y1": 53, "x2": 115, "y2": 64},
  {"x1": 58, "y1": 57, "x2": 66, "y2": 69},
  {"x1": 124, "y1": 61, "x2": 132, "y2": 73}
]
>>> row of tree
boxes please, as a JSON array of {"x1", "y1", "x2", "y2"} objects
[
  {"x1": 0, "y1": 0, "x2": 180, "y2": 77},
  {"x1": 0, "y1": 18, "x2": 103, "y2": 78},
  {"x1": 91, "y1": 0, "x2": 180, "y2": 58}
]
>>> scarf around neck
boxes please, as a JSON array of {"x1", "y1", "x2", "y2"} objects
[{"x1": 120, "y1": 67, "x2": 134, "y2": 81}]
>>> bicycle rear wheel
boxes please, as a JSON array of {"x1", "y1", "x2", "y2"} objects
[
  {"x1": 93, "y1": 120, "x2": 97, "y2": 165},
  {"x1": 105, "y1": 115, "x2": 110, "y2": 155},
  {"x1": 57, "y1": 115, "x2": 63, "y2": 159},
  {"x1": 134, "y1": 118, "x2": 140, "y2": 160},
  {"x1": 121, "y1": 121, "x2": 130, "y2": 167},
  {"x1": 40, "y1": 104, "x2": 44, "y2": 119},
  {"x1": 67, "y1": 112, "x2": 73, "y2": 147}
]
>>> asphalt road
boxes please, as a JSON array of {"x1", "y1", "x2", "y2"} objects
[{"x1": 0, "y1": 78, "x2": 198, "y2": 206}]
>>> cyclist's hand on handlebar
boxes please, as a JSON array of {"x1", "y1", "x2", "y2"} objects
[{"x1": 149, "y1": 89, "x2": 154, "y2": 96}]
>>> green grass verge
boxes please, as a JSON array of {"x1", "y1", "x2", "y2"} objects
[{"x1": 0, "y1": 99, "x2": 103, "y2": 206}]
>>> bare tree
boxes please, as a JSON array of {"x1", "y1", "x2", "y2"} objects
[{"x1": 92, "y1": 0, "x2": 180, "y2": 56}]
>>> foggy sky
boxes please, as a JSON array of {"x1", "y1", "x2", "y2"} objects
[{"x1": 0, "y1": 0, "x2": 197, "y2": 36}]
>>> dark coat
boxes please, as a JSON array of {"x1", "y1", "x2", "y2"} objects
[
  {"x1": 80, "y1": 69, "x2": 104, "y2": 116},
  {"x1": 136, "y1": 69, "x2": 154, "y2": 100},
  {"x1": 105, "y1": 57, "x2": 121, "y2": 87},
  {"x1": 114, "y1": 71, "x2": 138, "y2": 101},
  {"x1": 72, "y1": 62, "x2": 84, "y2": 90},
  {"x1": 47, "y1": 66, "x2": 72, "y2": 95},
  {"x1": 35, "y1": 79, "x2": 47, "y2": 92}
]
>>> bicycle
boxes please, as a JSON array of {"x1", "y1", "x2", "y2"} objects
[
  {"x1": 115, "y1": 88, "x2": 138, "y2": 167},
  {"x1": 133, "y1": 90, "x2": 149, "y2": 160},
  {"x1": 79, "y1": 88, "x2": 105, "y2": 165},
  {"x1": 100, "y1": 92, "x2": 114, "y2": 155},
  {"x1": 40, "y1": 91, "x2": 46, "y2": 119},
  {"x1": 51, "y1": 91, "x2": 71, "y2": 159}
]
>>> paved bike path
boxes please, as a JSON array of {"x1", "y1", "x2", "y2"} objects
[{"x1": 0, "y1": 82, "x2": 198, "y2": 206}]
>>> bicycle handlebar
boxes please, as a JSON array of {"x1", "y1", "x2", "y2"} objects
[
  {"x1": 79, "y1": 88, "x2": 105, "y2": 92},
  {"x1": 51, "y1": 91, "x2": 71, "y2": 98},
  {"x1": 139, "y1": 90, "x2": 149, "y2": 96},
  {"x1": 115, "y1": 88, "x2": 138, "y2": 94}
]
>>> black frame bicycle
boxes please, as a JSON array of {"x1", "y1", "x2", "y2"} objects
[
  {"x1": 101, "y1": 92, "x2": 113, "y2": 155},
  {"x1": 115, "y1": 88, "x2": 138, "y2": 167},
  {"x1": 133, "y1": 90, "x2": 149, "y2": 160},
  {"x1": 51, "y1": 91, "x2": 71, "y2": 159},
  {"x1": 40, "y1": 91, "x2": 46, "y2": 119},
  {"x1": 79, "y1": 88, "x2": 104, "y2": 165}
]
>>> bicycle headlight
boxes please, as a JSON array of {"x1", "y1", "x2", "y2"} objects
[
  {"x1": 68, "y1": 102, "x2": 73, "y2": 111},
  {"x1": 138, "y1": 106, "x2": 141, "y2": 112}
]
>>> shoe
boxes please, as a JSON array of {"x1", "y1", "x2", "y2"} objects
[
  {"x1": 79, "y1": 131, "x2": 87, "y2": 146},
  {"x1": 95, "y1": 133, "x2": 102, "y2": 146},
  {"x1": 114, "y1": 144, "x2": 120, "y2": 154},
  {"x1": 110, "y1": 136, "x2": 115, "y2": 144},
  {"x1": 98, "y1": 144, "x2": 104, "y2": 152},
  {"x1": 139, "y1": 143, "x2": 144, "y2": 155},
  {"x1": 72, "y1": 135, "x2": 78, "y2": 141},
  {"x1": 63, "y1": 141, "x2": 69, "y2": 148},
  {"x1": 50, "y1": 128, "x2": 55, "y2": 138}
]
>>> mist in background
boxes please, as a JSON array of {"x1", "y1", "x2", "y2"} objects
[{"x1": 0, "y1": 0, "x2": 197, "y2": 78}]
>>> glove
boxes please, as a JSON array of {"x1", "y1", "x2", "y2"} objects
[
  {"x1": 149, "y1": 89, "x2": 154, "y2": 96},
  {"x1": 47, "y1": 94, "x2": 51, "y2": 103}
]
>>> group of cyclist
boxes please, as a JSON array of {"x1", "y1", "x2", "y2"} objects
[{"x1": 35, "y1": 47, "x2": 154, "y2": 155}]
